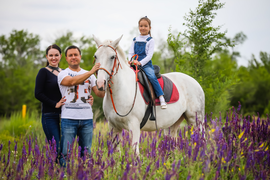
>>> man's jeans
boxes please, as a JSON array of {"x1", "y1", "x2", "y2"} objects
[
  {"x1": 59, "y1": 118, "x2": 93, "y2": 167},
  {"x1": 42, "y1": 113, "x2": 61, "y2": 158}
]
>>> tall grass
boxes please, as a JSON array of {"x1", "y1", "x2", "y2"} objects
[
  {"x1": 0, "y1": 106, "x2": 269, "y2": 179},
  {"x1": 0, "y1": 111, "x2": 46, "y2": 158}
]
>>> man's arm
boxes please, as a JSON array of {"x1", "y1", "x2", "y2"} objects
[
  {"x1": 92, "y1": 86, "x2": 105, "y2": 98},
  {"x1": 61, "y1": 63, "x2": 100, "y2": 86}
]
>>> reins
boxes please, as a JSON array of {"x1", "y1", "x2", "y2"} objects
[{"x1": 95, "y1": 45, "x2": 138, "y2": 117}]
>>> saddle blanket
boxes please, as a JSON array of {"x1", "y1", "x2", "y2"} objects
[{"x1": 138, "y1": 75, "x2": 179, "y2": 106}]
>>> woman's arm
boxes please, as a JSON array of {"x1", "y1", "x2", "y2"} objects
[{"x1": 35, "y1": 68, "x2": 58, "y2": 107}]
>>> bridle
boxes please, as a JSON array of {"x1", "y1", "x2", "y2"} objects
[
  {"x1": 95, "y1": 45, "x2": 138, "y2": 117},
  {"x1": 95, "y1": 45, "x2": 122, "y2": 80}
]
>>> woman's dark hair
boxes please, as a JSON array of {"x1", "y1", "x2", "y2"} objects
[
  {"x1": 45, "y1": 44, "x2": 62, "y2": 66},
  {"x1": 65, "y1": 45, "x2": 81, "y2": 57},
  {"x1": 138, "y1": 16, "x2": 152, "y2": 37}
]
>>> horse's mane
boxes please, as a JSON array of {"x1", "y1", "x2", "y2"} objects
[{"x1": 101, "y1": 40, "x2": 129, "y2": 66}]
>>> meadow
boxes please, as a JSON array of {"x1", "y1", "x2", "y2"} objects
[{"x1": 0, "y1": 104, "x2": 269, "y2": 180}]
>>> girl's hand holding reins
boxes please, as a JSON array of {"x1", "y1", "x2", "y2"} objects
[
  {"x1": 133, "y1": 60, "x2": 141, "y2": 66},
  {"x1": 55, "y1": 96, "x2": 66, "y2": 108}
]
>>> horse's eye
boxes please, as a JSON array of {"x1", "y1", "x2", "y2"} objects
[{"x1": 111, "y1": 55, "x2": 115, "y2": 60}]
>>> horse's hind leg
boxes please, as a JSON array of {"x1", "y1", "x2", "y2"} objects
[
  {"x1": 185, "y1": 110, "x2": 204, "y2": 131},
  {"x1": 164, "y1": 115, "x2": 185, "y2": 138}
]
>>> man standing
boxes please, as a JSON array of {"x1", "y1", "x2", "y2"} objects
[{"x1": 58, "y1": 45, "x2": 104, "y2": 166}]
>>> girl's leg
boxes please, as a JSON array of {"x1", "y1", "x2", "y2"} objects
[{"x1": 142, "y1": 65, "x2": 167, "y2": 109}]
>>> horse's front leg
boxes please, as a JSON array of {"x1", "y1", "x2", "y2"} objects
[{"x1": 128, "y1": 118, "x2": 141, "y2": 154}]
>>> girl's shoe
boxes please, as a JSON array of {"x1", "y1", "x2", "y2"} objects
[
  {"x1": 159, "y1": 95, "x2": 167, "y2": 109},
  {"x1": 161, "y1": 101, "x2": 167, "y2": 109}
]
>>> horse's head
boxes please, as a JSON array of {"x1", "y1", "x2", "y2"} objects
[{"x1": 93, "y1": 35, "x2": 123, "y2": 91}]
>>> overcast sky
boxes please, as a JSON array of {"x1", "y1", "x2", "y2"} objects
[{"x1": 1, "y1": 0, "x2": 269, "y2": 66}]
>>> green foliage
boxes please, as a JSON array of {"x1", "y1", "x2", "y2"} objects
[
  {"x1": 0, "y1": 30, "x2": 104, "y2": 118},
  {"x1": 0, "y1": 29, "x2": 42, "y2": 68},
  {"x1": 151, "y1": 36, "x2": 177, "y2": 73},
  {"x1": 0, "y1": 111, "x2": 43, "y2": 150},
  {"x1": 167, "y1": 0, "x2": 240, "y2": 115},
  {"x1": 204, "y1": 53, "x2": 239, "y2": 115},
  {"x1": 182, "y1": 0, "x2": 229, "y2": 79},
  {"x1": 230, "y1": 52, "x2": 270, "y2": 116},
  {"x1": 0, "y1": 30, "x2": 42, "y2": 116},
  {"x1": 221, "y1": 32, "x2": 247, "y2": 61},
  {"x1": 52, "y1": 31, "x2": 97, "y2": 70}
]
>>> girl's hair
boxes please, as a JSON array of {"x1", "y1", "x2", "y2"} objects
[
  {"x1": 138, "y1": 16, "x2": 151, "y2": 37},
  {"x1": 45, "y1": 44, "x2": 62, "y2": 66}
]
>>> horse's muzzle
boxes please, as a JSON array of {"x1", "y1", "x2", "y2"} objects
[{"x1": 96, "y1": 80, "x2": 106, "y2": 91}]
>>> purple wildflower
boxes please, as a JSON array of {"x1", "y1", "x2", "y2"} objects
[
  {"x1": 165, "y1": 173, "x2": 172, "y2": 180},
  {"x1": 146, "y1": 164, "x2": 150, "y2": 173},
  {"x1": 14, "y1": 140, "x2": 17, "y2": 153},
  {"x1": 155, "y1": 158, "x2": 160, "y2": 169},
  {"x1": 34, "y1": 144, "x2": 40, "y2": 157},
  {"x1": 186, "y1": 173, "x2": 191, "y2": 180},
  {"x1": 177, "y1": 160, "x2": 181, "y2": 169},
  {"x1": 237, "y1": 101, "x2": 241, "y2": 112},
  {"x1": 16, "y1": 158, "x2": 23, "y2": 172},
  {"x1": 78, "y1": 146, "x2": 81, "y2": 157}
]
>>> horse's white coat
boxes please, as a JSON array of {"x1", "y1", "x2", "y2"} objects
[{"x1": 93, "y1": 35, "x2": 205, "y2": 153}]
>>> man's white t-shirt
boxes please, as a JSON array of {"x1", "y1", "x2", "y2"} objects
[{"x1": 58, "y1": 68, "x2": 96, "y2": 120}]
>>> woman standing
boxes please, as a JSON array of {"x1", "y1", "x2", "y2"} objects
[{"x1": 35, "y1": 44, "x2": 65, "y2": 159}]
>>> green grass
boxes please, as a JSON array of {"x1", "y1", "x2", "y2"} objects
[
  {"x1": 0, "y1": 110, "x2": 269, "y2": 179},
  {"x1": 0, "y1": 111, "x2": 46, "y2": 155}
]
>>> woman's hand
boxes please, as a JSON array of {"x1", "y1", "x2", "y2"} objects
[
  {"x1": 89, "y1": 95, "x2": 94, "y2": 106},
  {"x1": 55, "y1": 96, "x2": 66, "y2": 108}
]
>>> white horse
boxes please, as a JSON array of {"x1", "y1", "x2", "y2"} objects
[{"x1": 93, "y1": 35, "x2": 205, "y2": 153}]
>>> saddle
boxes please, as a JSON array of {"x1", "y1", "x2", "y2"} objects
[{"x1": 131, "y1": 65, "x2": 179, "y2": 129}]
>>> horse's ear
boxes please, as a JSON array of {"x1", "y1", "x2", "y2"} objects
[
  {"x1": 111, "y1": 35, "x2": 123, "y2": 48},
  {"x1": 93, "y1": 35, "x2": 102, "y2": 47}
]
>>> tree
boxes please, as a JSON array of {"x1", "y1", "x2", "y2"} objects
[
  {"x1": 230, "y1": 52, "x2": 270, "y2": 116},
  {"x1": 0, "y1": 30, "x2": 42, "y2": 116},
  {"x1": 167, "y1": 0, "x2": 238, "y2": 115},
  {"x1": 182, "y1": 0, "x2": 230, "y2": 80},
  {"x1": 221, "y1": 32, "x2": 247, "y2": 61}
]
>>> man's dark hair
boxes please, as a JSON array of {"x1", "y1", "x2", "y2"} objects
[{"x1": 65, "y1": 45, "x2": 81, "y2": 57}]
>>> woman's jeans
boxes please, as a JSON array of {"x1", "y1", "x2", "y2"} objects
[
  {"x1": 59, "y1": 118, "x2": 93, "y2": 167},
  {"x1": 142, "y1": 63, "x2": 164, "y2": 97},
  {"x1": 42, "y1": 113, "x2": 61, "y2": 160}
]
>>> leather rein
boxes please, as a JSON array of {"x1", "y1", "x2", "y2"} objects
[{"x1": 95, "y1": 45, "x2": 138, "y2": 117}]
